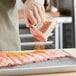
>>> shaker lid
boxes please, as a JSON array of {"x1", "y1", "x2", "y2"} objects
[{"x1": 30, "y1": 28, "x2": 47, "y2": 42}]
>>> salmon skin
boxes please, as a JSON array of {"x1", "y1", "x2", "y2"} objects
[{"x1": 0, "y1": 50, "x2": 69, "y2": 68}]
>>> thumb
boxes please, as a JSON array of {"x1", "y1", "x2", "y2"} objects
[{"x1": 25, "y1": 18, "x2": 34, "y2": 28}]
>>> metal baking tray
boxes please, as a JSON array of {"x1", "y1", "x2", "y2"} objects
[{"x1": 0, "y1": 50, "x2": 76, "y2": 76}]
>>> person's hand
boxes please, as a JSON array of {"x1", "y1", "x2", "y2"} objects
[{"x1": 24, "y1": 0, "x2": 45, "y2": 27}]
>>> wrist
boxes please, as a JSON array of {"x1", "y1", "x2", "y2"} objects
[
  {"x1": 34, "y1": 0, "x2": 44, "y2": 5},
  {"x1": 25, "y1": 0, "x2": 44, "y2": 5}
]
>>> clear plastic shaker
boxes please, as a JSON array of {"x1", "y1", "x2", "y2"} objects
[{"x1": 30, "y1": 15, "x2": 57, "y2": 42}]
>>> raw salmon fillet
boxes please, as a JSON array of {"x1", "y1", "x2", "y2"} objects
[{"x1": 0, "y1": 50, "x2": 69, "y2": 68}]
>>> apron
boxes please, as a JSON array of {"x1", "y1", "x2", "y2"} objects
[{"x1": 0, "y1": 0, "x2": 21, "y2": 51}]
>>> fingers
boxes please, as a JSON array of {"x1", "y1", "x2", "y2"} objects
[
  {"x1": 26, "y1": 10, "x2": 37, "y2": 27},
  {"x1": 34, "y1": 4, "x2": 45, "y2": 19},
  {"x1": 41, "y1": 6, "x2": 45, "y2": 16},
  {"x1": 33, "y1": 6, "x2": 41, "y2": 23},
  {"x1": 24, "y1": 2, "x2": 45, "y2": 28},
  {"x1": 29, "y1": 10, "x2": 37, "y2": 25}
]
